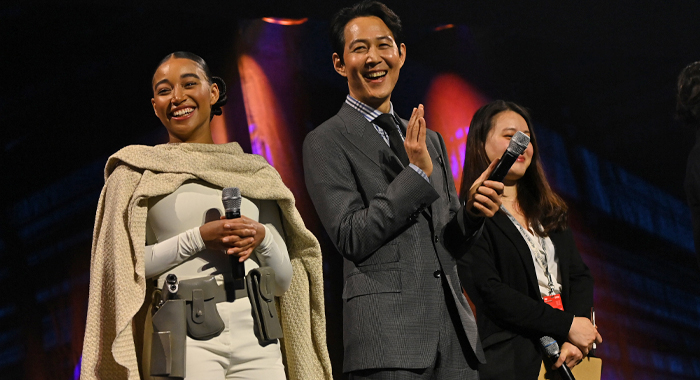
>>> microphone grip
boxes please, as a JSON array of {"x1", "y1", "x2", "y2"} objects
[
  {"x1": 552, "y1": 353, "x2": 576, "y2": 380},
  {"x1": 488, "y1": 151, "x2": 519, "y2": 183},
  {"x1": 224, "y1": 209, "x2": 245, "y2": 288},
  {"x1": 230, "y1": 255, "x2": 246, "y2": 286}
]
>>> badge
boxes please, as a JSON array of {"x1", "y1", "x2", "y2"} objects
[{"x1": 543, "y1": 294, "x2": 563, "y2": 310}]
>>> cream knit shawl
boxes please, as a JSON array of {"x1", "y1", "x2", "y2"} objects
[{"x1": 81, "y1": 142, "x2": 332, "y2": 380}]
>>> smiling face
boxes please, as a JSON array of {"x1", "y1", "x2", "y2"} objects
[
  {"x1": 484, "y1": 110, "x2": 534, "y2": 185},
  {"x1": 151, "y1": 57, "x2": 219, "y2": 143},
  {"x1": 333, "y1": 16, "x2": 406, "y2": 113}
]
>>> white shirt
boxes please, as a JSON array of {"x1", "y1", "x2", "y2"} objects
[
  {"x1": 501, "y1": 207, "x2": 563, "y2": 297},
  {"x1": 144, "y1": 180, "x2": 293, "y2": 296}
]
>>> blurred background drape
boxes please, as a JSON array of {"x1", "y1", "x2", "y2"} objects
[{"x1": 2, "y1": 1, "x2": 699, "y2": 379}]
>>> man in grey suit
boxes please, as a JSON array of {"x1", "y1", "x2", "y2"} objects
[{"x1": 303, "y1": 1, "x2": 504, "y2": 379}]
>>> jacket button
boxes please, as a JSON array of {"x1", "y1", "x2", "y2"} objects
[
  {"x1": 433, "y1": 270, "x2": 442, "y2": 278},
  {"x1": 434, "y1": 236, "x2": 439, "y2": 243}
]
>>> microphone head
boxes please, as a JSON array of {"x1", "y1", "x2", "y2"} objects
[
  {"x1": 539, "y1": 336, "x2": 560, "y2": 358},
  {"x1": 506, "y1": 131, "x2": 530, "y2": 156},
  {"x1": 221, "y1": 187, "x2": 242, "y2": 212}
]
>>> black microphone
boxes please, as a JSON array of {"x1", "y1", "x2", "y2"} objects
[
  {"x1": 222, "y1": 187, "x2": 245, "y2": 289},
  {"x1": 540, "y1": 336, "x2": 576, "y2": 380},
  {"x1": 488, "y1": 130, "x2": 530, "y2": 182}
]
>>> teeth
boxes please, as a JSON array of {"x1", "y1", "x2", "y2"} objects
[
  {"x1": 173, "y1": 108, "x2": 194, "y2": 117},
  {"x1": 366, "y1": 71, "x2": 387, "y2": 78}
]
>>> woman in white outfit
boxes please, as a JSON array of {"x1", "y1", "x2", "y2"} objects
[
  {"x1": 145, "y1": 52, "x2": 291, "y2": 380},
  {"x1": 80, "y1": 52, "x2": 333, "y2": 380}
]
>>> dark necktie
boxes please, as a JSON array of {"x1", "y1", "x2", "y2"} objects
[{"x1": 374, "y1": 113, "x2": 410, "y2": 167}]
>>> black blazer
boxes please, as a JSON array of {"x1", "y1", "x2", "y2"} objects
[
  {"x1": 685, "y1": 130, "x2": 700, "y2": 266},
  {"x1": 304, "y1": 103, "x2": 485, "y2": 372},
  {"x1": 458, "y1": 211, "x2": 593, "y2": 378}
]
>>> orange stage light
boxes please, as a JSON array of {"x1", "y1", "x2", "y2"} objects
[
  {"x1": 237, "y1": 54, "x2": 303, "y2": 195},
  {"x1": 433, "y1": 24, "x2": 455, "y2": 32},
  {"x1": 424, "y1": 73, "x2": 488, "y2": 195},
  {"x1": 261, "y1": 17, "x2": 308, "y2": 26}
]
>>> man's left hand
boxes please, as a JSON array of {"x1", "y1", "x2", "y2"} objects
[{"x1": 405, "y1": 104, "x2": 433, "y2": 177}]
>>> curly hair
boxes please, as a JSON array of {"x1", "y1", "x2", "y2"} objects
[
  {"x1": 330, "y1": 0, "x2": 403, "y2": 65},
  {"x1": 460, "y1": 100, "x2": 568, "y2": 236},
  {"x1": 677, "y1": 61, "x2": 700, "y2": 129},
  {"x1": 154, "y1": 51, "x2": 228, "y2": 119}
]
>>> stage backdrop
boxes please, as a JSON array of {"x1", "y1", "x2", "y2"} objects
[{"x1": 2, "y1": 2, "x2": 699, "y2": 379}]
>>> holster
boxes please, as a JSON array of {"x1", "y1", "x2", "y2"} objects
[
  {"x1": 246, "y1": 267, "x2": 283, "y2": 343},
  {"x1": 177, "y1": 276, "x2": 226, "y2": 340},
  {"x1": 150, "y1": 299, "x2": 187, "y2": 378}
]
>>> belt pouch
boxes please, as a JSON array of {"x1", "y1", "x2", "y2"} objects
[
  {"x1": 179, "y1": 276, "x2": 225, "y2": 340},
  {"x1": 150, "y1": 299, "x2": 186, "y2": 378},
  {"x1": 246, "y1": 267, "x2": 283, "y2": 343}
]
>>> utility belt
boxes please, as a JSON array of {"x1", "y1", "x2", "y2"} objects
[{"x1": 149, "y1": 268, "x2": 283, "y2": 378}]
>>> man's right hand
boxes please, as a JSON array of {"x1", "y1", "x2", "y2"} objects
[
  {"x1": 465, "y1": 159, "x2": 504, "y2": 218},
  {"x1": 568, "y1": 316, "x2": 603, "y2": 356}
]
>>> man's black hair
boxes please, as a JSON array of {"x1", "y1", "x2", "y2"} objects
[{"x1": 330, "y1": 1, "x2": 403, "y2": 65}]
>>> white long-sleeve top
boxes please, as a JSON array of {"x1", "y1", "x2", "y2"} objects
[{"x1": 144, "y1": 180, "x2": 292, "y2": 296}]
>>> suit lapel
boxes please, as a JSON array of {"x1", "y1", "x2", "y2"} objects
[
  {"x1": 338, "y1": 104, "x2": 404, "y2": 179},
  {"x1": 492, "y1": 212, "x2": 540, "y2": 296}
]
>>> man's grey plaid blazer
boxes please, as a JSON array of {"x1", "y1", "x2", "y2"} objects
[{"x1": 303, "y1": 103, "x2": 486, "y2": 373}]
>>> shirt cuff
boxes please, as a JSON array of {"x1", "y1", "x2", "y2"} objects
[
  {"x1": 409, "y1": 163, "x2": 430, "y2": 182},
  {"x1": 463, "y1": 211, "x2": 484, "y2": 231},
  {"x1": 254, "y1": 225, "x2": 275, "y2": 257}
]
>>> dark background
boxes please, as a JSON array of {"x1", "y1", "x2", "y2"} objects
[{"x1": 2, "y1": 1, "x2": 699, "y2": 379}]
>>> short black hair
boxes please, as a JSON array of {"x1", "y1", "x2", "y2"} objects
[
  {"x1": 154, "y1": 51, "x2": 228, "y2": 120},
  {"x1": 677, "y1": 61, "x2": 700, "y2": 129},
  {"x1": 330, "y1": 1, "x2": 403, "y2": 64}
]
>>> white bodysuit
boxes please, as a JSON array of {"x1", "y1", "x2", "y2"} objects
[{"x1": 145, "y1": 180, "x2": 292, "y2": 380}]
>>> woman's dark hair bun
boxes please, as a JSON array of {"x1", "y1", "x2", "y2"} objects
[{"x1": 210, "y1": 76, "x2": 228, "y2": 118}]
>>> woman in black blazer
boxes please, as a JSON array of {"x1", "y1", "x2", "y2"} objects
[{"x1": 457, "y1": 100, "x2": 602, "y2": 379}]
